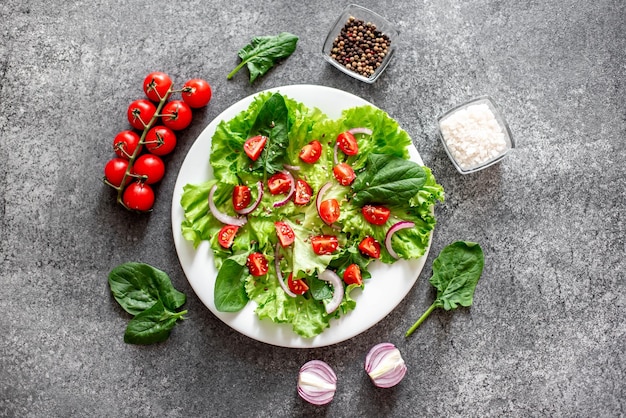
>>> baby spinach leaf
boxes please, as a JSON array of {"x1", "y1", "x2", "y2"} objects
[
  {"x1": 214, "y1": 258, "x2": 249, "y2": 312},
  {"x1": 249, "y1": 93, "x2": 289, "y2": 174},
  {"x1": 124, "y1": 300, "x2": 187, "y2": 345},
  {"x1": 405, "y1": 241, "x2": 484, "y2": 337},
  {"x1": 227, "y1": 32, "x2": 299, "y2": 83},
  {"x1": 352, "y1": 154, "x2": 427, "y2": 207}
]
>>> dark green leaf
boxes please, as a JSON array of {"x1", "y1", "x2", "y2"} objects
[
  {"x1": 351, "y1": 154, "x2": 427, "y2": 206},
  {"x1": 108, "y1": 262, "x2": 186, "y2": 315},
  {"x1": 308, "y1": 275, "x2": 333, "y2": 301},
  {"x1": 227, "y1": 32, "x2": 299, "y2": 83},
  {"x1": 214, "y1": 258, "x2": 249, "y2": 312},
  {"x1": 123, "y1": 300, "x2": 186, "y2": 345},
  {"x1": 249, "y1": 93, "x2": 290, "y2": 174}
]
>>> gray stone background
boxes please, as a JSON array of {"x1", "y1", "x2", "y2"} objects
[{"x1": 1, "y1": 0, "x2": 624, "y2": 417}]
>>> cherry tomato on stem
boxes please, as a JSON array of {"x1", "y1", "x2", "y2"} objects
[
  {"x1": 182, "y1": 79, "x2": 212, "y2": 108},
  {"x1": 127, "y1": 99, "x2": 157, "y2": 130},
  {"x1": 161, "y1": 100, "x2": 192, "y2": 131},
  {"x1": 123, "y1": 181, "x2": 155, "y2": 212},
  {"x1": 143, "y1": 72, "x2": 173, "y2": 102},
  {"x1": 113, "y1": 130, "x2": 142, "y2": 159},
  {"x1": 104, "y1": 158, "x2": 130, "y2": 188},
  {"x1": 132, "y1": 154, "x2": 165, "y2": 184},
  {"x1": 145, "y1": 126, "x2": 177, "y2": 156}
]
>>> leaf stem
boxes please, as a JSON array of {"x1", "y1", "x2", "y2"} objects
[
  {"x1": 405, "y1": 303, "x2": 437, "y2": 337},
  {"x1": 227, "y1": 60, "x2": 247, "y2": 80}
]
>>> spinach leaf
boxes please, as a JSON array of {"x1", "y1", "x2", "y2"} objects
[
  {"x1": 108, "y1": 262, "x2": 186, "y2": 315},
  {"x1": 351, "y1": 154, "x2": 427, "y2": 207},
  {"x1": 124, "y1": 300, "x2": 187, "y2": 345},
  {"x1": 214, "y1": 258, "x2": 249, "y2": 312},
  {"x1": 227, "y1": 32, "x2": 298, "y2": 83},
  {"x1": 405, "y1": 241, "x2": 484, "y2": 337},
  {"x1": 249, "y1": 93, "x2": 289, "y2": 174}
]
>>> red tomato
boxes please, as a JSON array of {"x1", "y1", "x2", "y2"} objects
[
  {"x1": 343, "y1": 264, "x2": 363, "y2": 285},
  {"x1": 127, "y1": 99, "x2": 157, "y2": 130},
  {"x1": 311, "y1": 235, "x2": 339, "y2": 255},
  {"x1": 132, "y1": 154, "x2": 165, "y2": 184},
  {"x1": 268, "y1": 172, "x2": 292, "y2": 195},
  {"x1": 162, "y1": 100, "x2": 192, "y2": 131},
  {"x1": 217, "y1": 225, "x2": 239, "y2": 248},
  {"x1": 122, "y1": 181, "x2": 155, "y2": 212},
  {"x1": 247, "y1": 252, "x2": 268, "y2": 276},
  {"x1": 333, "y1": 163, "x2": 356, "y2": 186},
  {"x1": 319, "y1": 199, "x2": 340, "y2": 224},
  {"x1": 287, "y1": 273, "x2": 309, "y2": 295},
  {"x1": 232, "y1": 185, "x2": 251, "y2": 211},
  {"x1": 113, "y1": 130, "x2": 142, "y2": 159},
  {"x1": 143, "y1": 72, "x2": 172, "y2": 102},
  {"x1": 275, "y1": 221, "x2": 295, "y2": 247},
  {"x1": 244, "y1": 135, "x2": 267, "y2": 161},
  {"x1": 104, "y1": 158, "x2": 129, "y2": 188},
  {"x1": 336, "y1": 131, "x2": 358, "y2": 155},
  {"x1": 182, "y1": 78, "x2": 212, "y2": 108},
  {"x1": 362, "y1": 205, "x2": 391, "y2": 225},
  {"x1": 294, "y1": 179, "x2": 312, "y2": 205},
  {"x1": 358, "y1": 236, "x2": 381, "y2": 258},
  {"x1": 299, "y1": 140, "x2": 322, "y2": 164},
  {"x1": 145, "y1": 126, "x2": 177, "y2": 156}
]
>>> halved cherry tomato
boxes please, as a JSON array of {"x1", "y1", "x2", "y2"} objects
[
  {"x1": 343, "y1": 264, "x2": 363, "y2": 285},
  {"x1": 232, "y1": 185, "x2": 251, "y2": 211},
  {"x1": 362, "y1": 205, "x2": 391, "y2": 225},
  {"x1": 113, "y1": 130, "x2": 142, "y2": 159},
  {"x1": 244, "y1": 135, "x2": 267, "y2": 161},
  {"x1": 294, "y1": 179, "x2": 312, "y2": 205},
  {"x1": 319, "y1": 199, "x2": 340, "y2": 224},
  {"x1": 311, "y1": 235, "x2": 339, "y2": 255},
  {"x1": 143, "y1": 72, "x2": 173, "y2": 102},
  {"x1": 268, "y1": 172, "x2": 292, "y2": 195},
  {"x1": 275, "y1": 221, "x2": 295, "y2": 247},
  {"x1": 358, "y1": 236, "x2": 381, "y2": 258},
  {"x1": 247, "y1": 252, "x2": 268, "y2": 276},
  {"x1": 217, "y1": 225, "x2": 239, "y2": 249},
  {"x1": 336, "y1": 131, "x2": 358, "y2": 155},
  {"x1": 127, "y1": 99, "x2": 156, "y2": 130},
  {"x1": 287, "y1": 273, "x2": 309, "y2": 295},
  {"x1": 161, "y1": 100, "x2": 192, "y2": 131},
  {"x1": 333, "y1": 163, "x2": 356, "y2": 186},
  {"x1": 299, "y1": 140, "x2": 322, "y2": 164}
]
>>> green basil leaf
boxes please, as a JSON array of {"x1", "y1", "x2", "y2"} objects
[
  {"x1": 430, "y1": 241, "x2": 485, "y2": 310},
  {"x1": 214, "y1": 258, "x2": 249, "y2": 312},
  {"x1": 108, "y1": 262, "x2": 186, "y2": 315},
  {"x1": 123, "y1": 300, "x2": 186, "y2": 345},
  {"x1": 249, "y1": 93, "x2": 290, "y2": 174},
  {"x1": 227, "y1": 32, "x2": 299, "y2": 83},
  {"x1": 351, "y1": 154, "x2": 427, "y2": 206}
]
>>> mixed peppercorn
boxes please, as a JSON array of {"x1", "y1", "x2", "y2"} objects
[{"x1": 330, "y1": 16, "x2": 392, "y2": 78}]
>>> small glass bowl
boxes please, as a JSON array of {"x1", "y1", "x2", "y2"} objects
[
  {"x1": 437, "y1": 96, "x2": 514, "y2": 174},
  {"x1": 322, "y1": 4, "x2": 399, "y2": 83}
]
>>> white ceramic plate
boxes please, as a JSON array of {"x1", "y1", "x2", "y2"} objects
[{"x1": 171, "y1": 84, "x2": 430, "y2": 348}]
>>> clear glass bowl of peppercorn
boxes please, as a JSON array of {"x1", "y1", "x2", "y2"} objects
[{"x1": 322, "y1": 4, "x2": 399, "y2": 83}]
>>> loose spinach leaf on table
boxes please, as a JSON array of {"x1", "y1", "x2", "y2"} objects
[
  {"x1": 248, "y1": 93, "x2": 289, "y2": 174},
  {"x1": 124, "y1": 300, "x2": 186, "y2": 345},
  {"x1": 214, "y1": 258, "x2": 249, "y2": 312},
  {"x1": 405, "y1": 241, "x2": 484, "y2": 337},
  {"x1": 227, "y1": 32, "x2": 299, "y2": 83}
]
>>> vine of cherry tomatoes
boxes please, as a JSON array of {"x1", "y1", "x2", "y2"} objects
[{"x1": 103, "y1": 72, "x2": 212, "y2": 212}]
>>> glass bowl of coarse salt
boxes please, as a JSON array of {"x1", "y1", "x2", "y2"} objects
[{"x1": 437, "y1": 96, "x2": 514, "y2": 174}]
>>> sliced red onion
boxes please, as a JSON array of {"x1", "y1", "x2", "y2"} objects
[
  {"x1": 318, "y1": 269, "x2": 344, "y2": 314},
  {"x1": 297, "y1": 360, "x2": 337, "y2": 405},
  {"x1": 333, "y1": 141, "x2": 339, "y2": 165},
  {"x1": 364, "y1": 343, "x2": 407, "y2": 388},
  {"x1": 348, "y1": 127, "x2": 373, "y2": 136},
  {"x1": 274, "y1": 243, "x2": 297, "y2": 298},
  {"x1": 235, "y1": 181, "x2": 263, "y2": 215},
  {"x1": 384, "y1": 221, "x2": 415, "y2": 259},
  {"x1": 273, "y1": 170, "x2": 295, "y2": 208},
  {"x1": 316, "y1": 182, "x2": 332, "y2": 218},
  {"x1": 283, "y1": 163, "x2": 301, "y2": 171},
  {"x1": 208, "y1": 184, "x2": 247, "y2": 227}
]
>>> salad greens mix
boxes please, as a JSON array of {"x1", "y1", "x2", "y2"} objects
[{"x1": 180, "y1": 92, "x2": 444, "y2": 338}]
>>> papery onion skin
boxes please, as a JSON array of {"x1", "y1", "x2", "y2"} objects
[
  {"x1": 298, "y1": 360, "x2": 337, "y2": 405},
  {"x1": 273, "y1": 170, "x2": 295, "y2": 208},
  {"x1": 208, "y1": 184, "x2": 247, "y2": 227},
  {"x1": 235, "y1": 181, "x2": 263, "y2": 215},
  {"x1": 275, "y1": 243, "x2": 297, "y2": 298},
  {"x1": 384, "y1": 221, "x2": 415, "y2": 259},
  {"x1": 348, "y1": 127, "x2": 373, "y2": 136},
  {"x1": 365, "y1": 343, "x2": 407, "y2": 388},
  {"x1": 318, "y1": 269, "x2": 344, "y2": 314}
]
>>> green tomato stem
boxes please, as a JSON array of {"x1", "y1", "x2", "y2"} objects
[{"x1": 405, "y1": 303, "x2": 437, "y2": 337}]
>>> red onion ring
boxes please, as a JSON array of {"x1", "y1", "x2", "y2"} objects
[
  {"x1": 364, "y1": 343, "x2": 407, "y2": 388},
  {"x1": 384, "y1": 221, "x2": 415, "y2": 259},
  {"x1": 235, "y1": 181, "x2": 263, "y2": 215},
  {"x1": 208, "y1": 184, "x2": 247, "y2": 227},
  {"x1": 297, "y1": 360, "x2": 337, "y2": 405},
  {"x1": 316, "y1": 182, "x2": 332, "y2": 219},
  {"x1": 348, "y1": 127, "x2": 373, "y2": 136},
  {"x1": 273, "y1": 170, "x2": 295, "y2": 208},
  {"x1": 283, "y1": 163, "x2": 301, "y2": 171},
  {"x1": 274, "y1": 243, "x2": 297, "y2": 298},
  {"x1": 318, "y1": 269, "x2": 343, "y2": 314}
]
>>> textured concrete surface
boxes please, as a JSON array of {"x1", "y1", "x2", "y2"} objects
[{"x1": 1, "y1": 0, "x2": 624, "y2": 417}]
